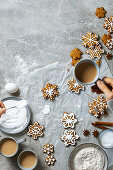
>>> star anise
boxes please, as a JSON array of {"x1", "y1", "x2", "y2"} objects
[
  {"x1": 106, "y1": 53, "x2": 112, "y2": 60},
  {"x1": 83, "y1": 129, "x2": 90, "y2": 136},
  {"x1": 92, "y1": 130, "x2": 99, "y2": 137}
]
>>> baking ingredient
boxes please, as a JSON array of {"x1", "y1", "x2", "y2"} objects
[
  {"x1": 7, "y1": 100, "x2": 27, "y2": 110},
  {"x1": 0, "y1": 100, "x2": 27, "y2": 129},
  {"x1": 43, "y1": 105, "x2": 50, "y2": 115},
  {"x1": 5, "y1": 83, "x2": 18, "y2": 94},
  {"x1": 74, "y1": 146, "x2": 105, "y2": 170},
  {"x1": 0, "y1": 138, "x2": 17, "y2": 156},
  {"x1": 19, "y1": 151, "x2": 37, "y2": 168},
  {"x1": 99, "y1": 129, "x2": 113, "y2": 148}
]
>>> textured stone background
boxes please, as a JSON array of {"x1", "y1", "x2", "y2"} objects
[{"x1": 0, "y1": 0, "x2": 113, "y2": 170}]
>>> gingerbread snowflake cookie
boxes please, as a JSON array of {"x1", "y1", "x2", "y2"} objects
[
  {"x1": 60, "y1": 130, "x2": 79, "y2": 146},
  {"x1": 82, "y1": 32, "x2": 99, "y2": 49},
  {"x1": 41, "y1": 83, "x2": 59, "y2": 101},
  {"x1": 61, "y1": 112, "x2": 78, "y2": 129},
  {"x1": 67, "y1": 78, "x2": 84, "y2": 93},
  {"x1": 88, "y1": 95, "x2": 108, "y2": 118},
  {"x1": 95, "y1": 7, "x2": 106, "y2": 18},
  {"x1": 27, "y1": 121, "x2": 44, "y2": 140},
  {"x1": 87, "y1": 45, "x2": 104, "y2": 59},
  {"x1": 106, "y1": 37, "x2": 113, "y2": 50},
  {"x1": 45, "y1": 155, "x2": 56, "y2": 166},
  {"x1": 43, "y1": 143, "x2": 54, "y2": 155},
  {"x1": 103, "y1": 16, "x2": 113, "y2": 34}
]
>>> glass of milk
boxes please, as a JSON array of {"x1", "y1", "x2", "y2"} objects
[{"x1": 98, "y1": 129, "x2": 113, "y2": 149}]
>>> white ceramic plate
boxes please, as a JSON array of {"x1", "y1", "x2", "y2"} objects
[
  {"x1": 68, "y1": 143, "x2": 108, "y2": 170},
  {"x1": 0, "y1": 97, "x2": 31, "y2": 134}
]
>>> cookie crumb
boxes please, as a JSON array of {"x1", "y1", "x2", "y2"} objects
[{"x1": 96, "y1": 60, "x2": 102, "y2": 66}]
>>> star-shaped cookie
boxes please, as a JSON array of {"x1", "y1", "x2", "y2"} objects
[
  {"x1": 61, "y1": 112, "x2": 78, "y2": 129},
  {"x1": 41, "y1": 83, "x2": 59, "y2": 101},
  {"x1": 45, "y1": 155, "x2": 56, "y2": 166},
  {"x1": 88, "y1": 95, "x2": 108, "y2": 118},
  {"x1": 60, "y1": 130, "x2": 79, "y2": 146},
  {"x1": 27, "y1": 121, "x2": 44, "y2": 140},
  {"x1": 87, "y1": 45, "x2": 104, "y2": 59},
  {"x1": 82, "y1": 32, "x2": 99, "y2": 49},
  {"x1": 103, "y1": 16, "x2": 113, "y2": 34},
  {"x1": 43, "y1": 143, "x2": 54, "y2": 155},
  {"x1": 95, "y1": 7, "x2": 106, "y2": 18},
  {"x1": 67, "y1": 78, "x2": 84, "y2": 93}
]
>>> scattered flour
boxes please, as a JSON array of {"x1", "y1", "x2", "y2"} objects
[
  {"x1": 15, "y1": 54, "x2": 29, "y2": 74},
  {"x1": 74, "y1": 147, "x2": 105, "y2": 170},
  {"x1": 43, "y1": 105, "x2": 51, "y2": 115}
]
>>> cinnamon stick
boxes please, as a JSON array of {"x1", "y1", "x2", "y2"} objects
[
  {"x1": 95, "y1": 121, "x2": 113, "y2": 126},
  {"x1": 91, "y1": 123, "x2": 108, "y2": 130}
]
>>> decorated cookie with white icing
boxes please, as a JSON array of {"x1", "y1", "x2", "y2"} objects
[
  {"x1": 27, "y1": 121, "x2": 44, "y2": 140},
  {"x1": 103, "y1": 16, "x2": 113, "y2": 34},
  {"x1": 67, "y1": 78, "x2": 84, "y2": 93},
  {"x1": 60, "y1": 130, "x2": 79, "y2": 146},
  {"x1": 61, "y1": 112, "x2": 78, "y2": 129},
  {"x1": 87, "y1": 45, "x2": 104, "y2": 59},
  {"x1": 41, "y1": 83, "x2": 59, "y2": 101},
  {"x1": 43, "y1": 143, "x2": 54, "y2": 155},
  {"x1": 88, "y1": 95, "x2": 108, "y2": 118},
  {"x1": 45, "y1": 155, "x2": 56, "y2": 166},
  {"x1": 82, "y1": 32, "x2": 99, "y2": 49}
]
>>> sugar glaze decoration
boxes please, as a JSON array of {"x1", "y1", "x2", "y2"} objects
[
  {"x1": 67, "y1": 78, "x2": 84, "y2": 93},
  {"x1": 41, "y1": 83, "x2": 59, "y2": 101},
  {"x1": 27, "y1": 121, "x2": 44, "y2": 140},
  {"x1": 88, "y1": 95, "x2": 108, "y2": 118},
  {"x1": 61, "y1": 112, "x2": 78, "y2": 129},
  {"x1": 60, "y1": 130, "x2": 79, "y2": 146}
]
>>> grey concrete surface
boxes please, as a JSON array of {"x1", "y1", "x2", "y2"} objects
[{"x1": 0, "y1": 0, "x2": 113, "y2": 170}]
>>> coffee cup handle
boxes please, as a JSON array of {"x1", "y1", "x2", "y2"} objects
[{"x1": 16, "y1": 138, "x2": 26, "y2": 144}]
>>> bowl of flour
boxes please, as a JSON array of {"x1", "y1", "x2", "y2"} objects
[
  {"x1": 68, "y1": 143, "x2": 108, "y2": 170},
  {"x1": 0, "y1": 97, "x2": 31, "y2": 134}
]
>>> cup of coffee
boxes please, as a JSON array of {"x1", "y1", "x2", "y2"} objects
[
  {"x1": 0, "y1": 137, "x2": 26, "y2": 158},
  {"x1": 17, "y1": 150, "x2": 38, "y2": 170},
  {"x1": 74, "y1": 59, "x2": 99, "y2": 85}
]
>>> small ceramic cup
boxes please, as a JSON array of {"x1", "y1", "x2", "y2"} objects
[
  {"x1": 74, "y1": 59, "x2": 100, "y2": 85},
  {"x1": 17, "y1": 149, "x2": 38, "y2": 170},
  {"x1": 0, "y1": 137, "x2": 26, "y2": 158},
  {"x1": 98, "y1": 129, "x2": 113, "y2": 149}
]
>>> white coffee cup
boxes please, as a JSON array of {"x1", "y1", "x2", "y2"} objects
[
  {"x1": 0, "y1": 137, "x2": 26, "y2": 158},
  {"x1": 74, "y1": 59, "x2": 100, "y2": 85},
  {"x1": 17, "y1": 149, "x2": 38, "y2": 170}
]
